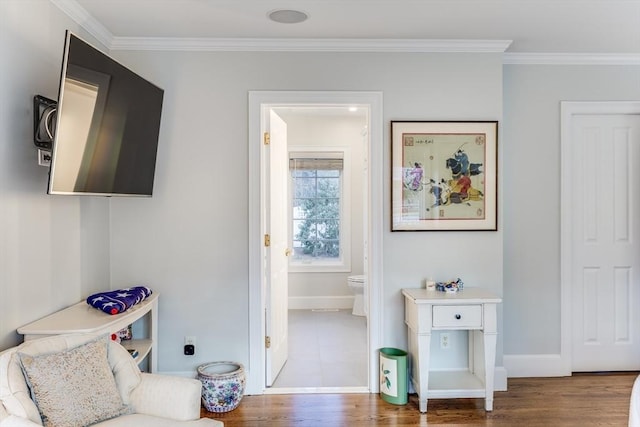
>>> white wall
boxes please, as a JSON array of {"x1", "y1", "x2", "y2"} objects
[
  {"x1": 0, "y1": 0, "x2": 111, "y2": 349},
  {"x1": 10, "y1": 2, "x2": 639, "y2": 380},
  {"x1": 502, "y1": 64, "x2": 640, "y2": 360},
  {"x1": 108, "y1": 50, "x2": 504, "y2": 373}
]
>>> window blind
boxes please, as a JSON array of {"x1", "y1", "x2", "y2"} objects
[{"x1": 289, "y1": 151, "x2": 344, "y2": 170}]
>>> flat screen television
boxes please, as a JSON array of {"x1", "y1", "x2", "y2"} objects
[{"x1": 47, "y1": 31, "x2": 164, "y2": 196}]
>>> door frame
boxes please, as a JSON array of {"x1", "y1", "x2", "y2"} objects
[
  {"x1": 560, "y1": 101, "x2": 640, "y2": 375},
  {"x1": 247, "y1": 91, "x2": 384, "y2": 394}
]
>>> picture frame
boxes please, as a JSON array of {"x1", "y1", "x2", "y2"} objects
[{"x1": 391, "y1": 121, "x2": 498, "y2": 231}]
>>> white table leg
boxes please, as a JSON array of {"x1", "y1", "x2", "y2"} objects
[
  {"x1": 417, "y1": 333, "x2": 430, "y2": 413},
  {"x1": 483, "y1": 332, "x2": 497, "y2": 411}
]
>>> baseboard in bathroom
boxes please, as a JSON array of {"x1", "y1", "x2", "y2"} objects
[{"x1": 289, "y1": 296, "x2": 354, "y2": 310}]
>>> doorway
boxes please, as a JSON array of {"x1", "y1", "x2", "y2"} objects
[
  {"x1": 247, "y1": 91, "x2": 383, "y2": 395},
  {"x1": 561, "y1": 101, "x2": 640, "y2": 373}
]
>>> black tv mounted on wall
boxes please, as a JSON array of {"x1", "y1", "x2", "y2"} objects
[{"x1": 34, "y1": 31, "x2": 164, "y2": 197}]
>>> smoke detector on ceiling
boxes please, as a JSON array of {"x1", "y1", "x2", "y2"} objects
[{"x1": 268, "y1": 9, "x2": 308, "y2": 24}]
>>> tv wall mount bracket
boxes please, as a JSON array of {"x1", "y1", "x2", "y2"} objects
[{"x1": 33, "y1": 95, "x2": 57, "y2": 150}]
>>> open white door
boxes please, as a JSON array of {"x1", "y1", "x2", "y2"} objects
[{"x1": 265, "y1": 109, "x2": 289, "y2": 386}]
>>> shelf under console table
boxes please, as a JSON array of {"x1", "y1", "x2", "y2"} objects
[
  {"x1": 17, "y1": 293, "x2": 158, "y2": 373},
  {"x1": 402, "y1": 287, "x2": 502, "y2": 413}
]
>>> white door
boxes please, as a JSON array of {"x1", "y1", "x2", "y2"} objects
[
  {"x1": 265, "y1": 109, "x2": 289, "y2": 386},
  {"x1": 571, "y1": 113, "x2": 640, "y2": 371}
]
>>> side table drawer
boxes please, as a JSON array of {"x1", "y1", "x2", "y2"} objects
[{"x1": 432, "y1": 305, "x2": 482, "y2": 329}]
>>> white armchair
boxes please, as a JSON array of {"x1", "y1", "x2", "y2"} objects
[
  {"x1": 0, "y1": 333, "x2": 222, "y2": 427},
  {"x1": 630, "y1": 375, "x2": 640, "y2": 427}
]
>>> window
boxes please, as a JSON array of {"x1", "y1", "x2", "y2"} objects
[{"x1": 289, "y1": 150, "x2": 350, "y2": 270}]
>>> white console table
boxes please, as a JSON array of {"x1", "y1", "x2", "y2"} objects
[
  {"x1": 17, "y1": 293, "x2": 158, "y2": 373},
  {"x1": 402, "y1": 287, "x2": 501, "y2": 413}
]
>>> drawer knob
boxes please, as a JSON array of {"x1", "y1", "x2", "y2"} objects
[{"x1": 455, "y1": 314, "x2": 461, "y2": 320}]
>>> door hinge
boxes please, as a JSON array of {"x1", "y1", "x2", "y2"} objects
[
  {"x1": 264, "y1": 234, "x2": 270, "y2": 247},
  {"x1": 263, "y1": 132, "x2": 270, "y2": 145},
  {"x1": 265, "y1": 336, "x2": 271, "y2": 349}
]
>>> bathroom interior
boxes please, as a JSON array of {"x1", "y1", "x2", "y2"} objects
[{"x1": 269, "y1": 106, "x2": 369, "y2": 390}]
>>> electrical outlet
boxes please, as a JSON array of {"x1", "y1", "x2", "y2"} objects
[
  {"x1": 38, "y1": 149, "x2": 51, "y2": 167},
  {"x1": 440, "y1": 332, "x2": 450, "y2": 349},
  {"x1": 184, "y1": 336, "x2": 196, "y2": 355}
]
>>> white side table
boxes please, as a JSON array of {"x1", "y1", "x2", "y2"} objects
[
  {"x1": 402, "y1": 287, "x2": 501, "y2": 413},
  {"x1": 18, "y1": 293, "x2": 159, "y2": 373}
]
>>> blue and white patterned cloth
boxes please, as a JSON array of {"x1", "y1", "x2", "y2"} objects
[{"x1": 86, "y1": 286, "x2": 152, "y2": 315}]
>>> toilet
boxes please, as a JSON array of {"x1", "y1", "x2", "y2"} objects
[{"x1": 347, "y1": 275, "x2": 367, "y2": 317}]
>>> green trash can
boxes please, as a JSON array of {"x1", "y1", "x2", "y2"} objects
[{"x1": 379, "y1": 347, "x2": 408, "y2": 405}]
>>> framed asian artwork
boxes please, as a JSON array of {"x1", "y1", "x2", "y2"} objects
[{"x1": 391, "y1": 121, "x2": 498, "y2": 231}]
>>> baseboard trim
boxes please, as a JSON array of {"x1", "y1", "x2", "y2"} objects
[
  {"x1": 288, "y1": 296, "x2": 354, "y2": 310},
  {"x1": 503, "y1": 354, "x2": 569, "y2": 378},
  {"x1": 495, "y1": 366, "x2": 508, "y2": 391},
  {"x1": 170, "y1": 366, "x2": 508, "y2": 393}
]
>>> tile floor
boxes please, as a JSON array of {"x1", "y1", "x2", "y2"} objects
[{"x1": 271, "y1": 309, "x2": 368, "y2": 388}]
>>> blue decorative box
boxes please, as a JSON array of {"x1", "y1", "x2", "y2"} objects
[{"x1": 435, "y1": 278, "x2": 464, "y2": 293}]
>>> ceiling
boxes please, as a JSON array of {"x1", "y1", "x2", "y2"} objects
[{"x1": 58, "y1": 0, "x2": 640, "y2": 56}]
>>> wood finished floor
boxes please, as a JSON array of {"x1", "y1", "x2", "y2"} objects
[{"x1": 202, "y1": 372, "x2": 637, "y2": 426}]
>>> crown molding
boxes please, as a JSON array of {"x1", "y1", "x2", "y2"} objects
[
  {"x1": 504, "y1": 52, "x2": 640, "y2": 65},
  {"x1": 50, "y1": 0, "x2": 639, "y2": 64},
  {"x1": 111, "y1": 38, "x2": 640, "y2": 66},
  {"x1": 50, "y1": 0, "x2": 113, "y2": 48},
  {"x1": 109, "y1": 37, "x2": 513, "y2": 53}
]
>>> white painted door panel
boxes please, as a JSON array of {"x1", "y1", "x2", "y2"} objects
[
  {"x1": 572, "y1": 114, "x2": 640, "y2": 371},
  {"x1": 265, "y1": 109, "x2": 289, "y2": 386}
]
